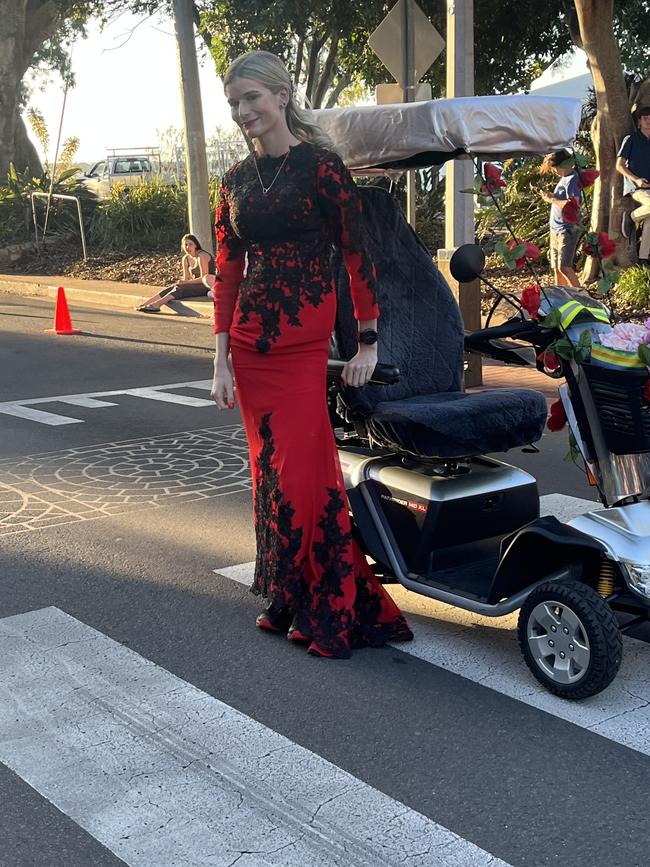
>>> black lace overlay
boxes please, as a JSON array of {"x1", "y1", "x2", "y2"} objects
[
  {"x1": 219, "y1": 143, "x2": 377, "y2": 353},
  {"x1": 251, "y1": 413, "x2": 304, "y2": 603}
]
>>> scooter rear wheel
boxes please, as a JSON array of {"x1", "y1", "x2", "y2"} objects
[{"x1": 517, "y1": 579, "x2": 622, "y2": 700}]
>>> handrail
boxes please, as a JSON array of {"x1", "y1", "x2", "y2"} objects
[{"x1": 31, "y1": 192, "x2": 88, "y2": 261}]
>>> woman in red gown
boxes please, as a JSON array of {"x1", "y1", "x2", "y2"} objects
[{"x1": 210, "y1": 51, "x2": 412, "y2": 658}]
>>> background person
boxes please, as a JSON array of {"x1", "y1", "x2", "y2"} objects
[
  {"x1": 210, "y1": 50, "x2": 412, "y2": 658},
  {"x1": 617, "y1": 105, "x2": 650, "y2": 267},
  {"x1": 137, "y1": 234, "x2": 215, "y2": 313},
  {"x1": 540, "y1": 149, "x2": 583, "y2": 287}
]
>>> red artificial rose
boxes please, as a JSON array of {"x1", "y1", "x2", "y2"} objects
[
  {"x1": 576, "y1": 168, "x2": 599, "y2": 191},
  {"x1": 521, "y1": 283, "x2": 541, "y2": 319},
  {"x1": 562, "y1": 195, "x2": 580, "y2": 224},
  {"x1": 547, "y1": 399, "x2": 568, "y2": 432},
  {"x1": 479, "y1": 163, "x2": 506, "y2": 195},
  {"x1": 583, "y1": 231, "x2": 617, "y2": 260},
  {"x1": 643, "y1": 380, "x2": 650, "y2": 403},
  {"x1": 598, "y1": 231, "x2": 617, "y2": 259},
  {"x1": 484, "y1": 163, "x2": 506, "y2": 186},
  {"x1": 508, "y1": 239, "x2": 542, "y2": 268},
  {"x1": 537, "y1": 349, "x2": 560, "y2": 371}
]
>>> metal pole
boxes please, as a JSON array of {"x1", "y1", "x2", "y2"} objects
[
  {"x1": 173, "y1": 0, "x2": 213, "y2": 252},
  {"x1": 403, "y1": 0, "x2": 416, "y2": 227},
  {"x1": 445, "y1": 0, "x2": 475, "y2": 248},
  {"x1": 43, "y1": 84, "x2": 69, "y2": 240}
]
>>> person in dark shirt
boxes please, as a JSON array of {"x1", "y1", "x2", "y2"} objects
[{"x1": 616, "y1": 105, "x2": 650, "y2": 265}]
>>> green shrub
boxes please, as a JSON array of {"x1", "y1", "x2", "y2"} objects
[
  {"x1": 0, "y1": 162, "x2": 94, "y2": 245},
  {"x1": 612, "y1": 265, "x2": 650, "y2": 309},
  {"x1": 89, "y1": 180, "x2": 190, "y2": 250}
]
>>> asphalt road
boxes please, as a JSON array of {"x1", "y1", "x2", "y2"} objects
[{"x1": 1, "y1": 294, "x2": 649, "y2": 867}]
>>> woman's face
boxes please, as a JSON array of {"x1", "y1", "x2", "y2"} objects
[
  {"x1": 184, "y1": 238, "x2": 198, "y2": 256},
  {"x1": 225, "y1": 76, "x2": 287, "y2": 141}
]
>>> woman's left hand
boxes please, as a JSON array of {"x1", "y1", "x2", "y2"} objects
[{"x1": 341, "y1": 345, "x2": 378, "y2": 388}]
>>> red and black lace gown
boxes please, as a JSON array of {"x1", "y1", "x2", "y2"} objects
[{"x1": 214, "y1": 141, "x2": 412, "y2": 658}]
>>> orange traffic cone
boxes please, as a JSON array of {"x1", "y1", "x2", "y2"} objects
[{"x1": 45, "y1": 287, "x2": 82, "y2": 335}]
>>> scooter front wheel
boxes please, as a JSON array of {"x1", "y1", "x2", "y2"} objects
[{"x1": 517, "y1": 579, "x2": 622, "y2": 700}]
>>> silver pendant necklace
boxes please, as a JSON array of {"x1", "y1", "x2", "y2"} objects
[{"x1": 253, "y1": 151, "x2": 290, "y2": 196}]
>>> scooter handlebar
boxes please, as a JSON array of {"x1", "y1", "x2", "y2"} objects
[{"x1": 327, "y1": 359, "x2": 400, "y2": 385}]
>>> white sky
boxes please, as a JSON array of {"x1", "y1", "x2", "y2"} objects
[
  {"x1": 24, "y1": 13, "x2": 237, "y2": 164},
  {"x1": 24, "y1": 13, "x2": 588, "y2": 166}
]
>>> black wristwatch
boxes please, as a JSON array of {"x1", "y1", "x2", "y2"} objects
[{"x1": 358, "y1": 328, "x2": 378, "y2": 345}]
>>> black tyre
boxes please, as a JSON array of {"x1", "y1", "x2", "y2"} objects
[{"x1": 517, "y1": 578, "x2": 622, "y2": 700}]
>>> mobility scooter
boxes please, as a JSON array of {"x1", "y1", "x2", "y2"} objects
[{"x1": 318, "y1": 95, "x2": 650, "y2": 698}]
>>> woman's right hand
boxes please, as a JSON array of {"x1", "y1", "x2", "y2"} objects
[{"x1": 211, "y1": 362, "x2": 236, "y2": 410}]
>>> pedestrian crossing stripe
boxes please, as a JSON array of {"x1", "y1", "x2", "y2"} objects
[
  {"x1": 0, "y1": 380, "x2": 215, "y2": 426},
  {"x1": 0, "y1": 606, "x2": 510, "y2": 867},
  {"x1": 214, "y1": 495, "x2": 650, "y2": 761}
]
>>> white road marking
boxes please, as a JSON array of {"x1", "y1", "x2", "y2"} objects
[
  {"x1": 0, "y1": 607, "x2": 508, "y2": 867},
  {"x1": 215, "y1": 494, "x2": 650, "y2": 758},
  {"x1": 59, "y1": 397, "x2": 119, "y2": 408},
  {"x1": 0, "y1": 404, "x2": 85, "y2": 426},
  {"x1": 0, "y1": 380, "x2": 214, "y2": 426},
  {"x1": 123, "y1": 387, "x2": 214, "y2": 407}
]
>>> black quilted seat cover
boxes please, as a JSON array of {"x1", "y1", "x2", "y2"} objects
[
  {"x1": 369, "y1": 389, "x2": 549, "y2": 458},
  {"x1": 332, "y1": 186, "x2": 547, "y2": 457}
]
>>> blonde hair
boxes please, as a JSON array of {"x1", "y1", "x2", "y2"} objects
[{"x1": 224, "y1": 50, "x2": 336, "y2": 152}]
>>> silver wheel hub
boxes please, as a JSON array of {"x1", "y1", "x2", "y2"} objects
[{"x1": 526, "y1": 601, "x2": 591, "y2": 684}]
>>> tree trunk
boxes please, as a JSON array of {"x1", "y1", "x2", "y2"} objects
[
  {"x1": 0, "y1": 0, "x2": 59, "y2": 179},
  {"x1": 325, "y1": 75, "x2": 349, "y2": 108},
  {"x1": 312, "y1": 31, "x2": 340, "y2": 109},
  {"x1": 305, "y1": 34, "x2": 327, "y2": 106},
  {"x1": 573, "y1": 0, "x2": 634, "y2": 276},
  {"x1": 0, "y1": 0, "x2": 24, "y2": 178},
  {"x1": 14, "y1": 113, "x2": 42, "y2": 175}
]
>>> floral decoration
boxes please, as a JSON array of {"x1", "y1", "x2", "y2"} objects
[
  {"x1": 520, "y1": 283, "x2": 541, "y2": 318},
  {"x1": 597, "y1": 322, "x2": 650, "y2": 353},
  {"x1": 576, "y1": 168, "x2": 599, "y2": 191},
  {"x1": 547, "y1": 399, "x2": 568, "y2": 432},
  {"x1": 480, "y1": 162, "x2": 507, "y2": 195},
  {"x1": 583, "y1": 231, "x2": 617, "y2": 260},
  {"x1": 561, "y1": 196, "x2": 581, "y2": 225},
  {"x1": 643, "y1": 380, "x2": 650, "y2": 404}
]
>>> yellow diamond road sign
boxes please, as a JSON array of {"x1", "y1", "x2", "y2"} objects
[{"x1": 369, "y1": 0, "x2": 445, "y2": 87}]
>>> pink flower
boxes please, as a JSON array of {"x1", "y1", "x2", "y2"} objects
[{"x1": 598, "y1": 323, "x2": 649, "y2": 352}]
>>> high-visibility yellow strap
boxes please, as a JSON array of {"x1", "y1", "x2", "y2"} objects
[{"x1": 591, "y1": 344, "x2": 645, "y2": 368}]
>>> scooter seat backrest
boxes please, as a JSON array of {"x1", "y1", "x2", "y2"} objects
[{"x1": 332, "y1": 186, "x2": 464, "y2": 414}]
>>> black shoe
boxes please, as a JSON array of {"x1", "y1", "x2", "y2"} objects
[
  {"x1": 622, "y1": 210, "x2": 633, "y2": 240},
  {"x1": 137, "y1": 305, "x2": 161, "y2": 313},
  {"x1": 255, "y1": 603, "x2": 292, "y2": 633}
]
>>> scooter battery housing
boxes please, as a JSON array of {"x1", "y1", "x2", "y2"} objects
[{"x1": 339, "y1": 450, "x2": 539, "y2": 572}]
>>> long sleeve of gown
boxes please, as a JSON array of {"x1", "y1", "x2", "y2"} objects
[
  {"x1": 214, "y1": 180, "x2": 246, "y2": 334},
  {"x1": 316, "y1": 153, "x2": 379, "y2": 322}
]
